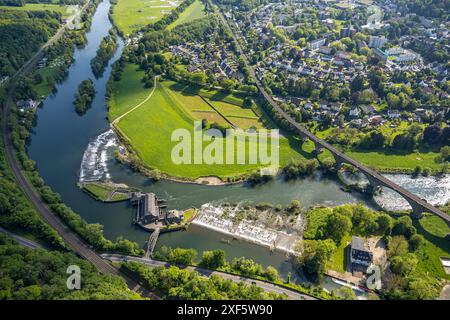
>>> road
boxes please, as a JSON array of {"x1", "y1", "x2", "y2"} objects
[
  {"x1": 1, "y1": 0, "x2": 153, "y2": 298},
  {"x1": 102, "y1": 254, "x2": 317, "y2": 300},
  {"x1": 0, "y1": 226, "x2": 44, "y2": 250},
  {"x1": 211, "y1": 1, "x2": 449, "y2": 224}
]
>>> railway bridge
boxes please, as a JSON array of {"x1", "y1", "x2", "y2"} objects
[
  {"x1": 257, "y1": 57, "x2": 450, "y2": 226},
  {"x1": 213, "y1": 2, "x2": 450, "y2": 229},
  {"x1": 289, "y1": 108, "x2": 449, "y2": 224}
]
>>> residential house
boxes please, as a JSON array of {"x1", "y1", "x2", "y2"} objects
[{"x1": 350, "y1": 236, "x2": 373, "y2": 269}]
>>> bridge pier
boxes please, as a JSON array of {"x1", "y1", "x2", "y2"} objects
[
  {"x1": 363, "y1": 174, "x2": 382, "y2": 195},
  {"x1": 405, "y1": 199, "x2": 427, "y2": 219},
  {"x1": 332, "y1": 154, "x2": 344, "y2": 170}
]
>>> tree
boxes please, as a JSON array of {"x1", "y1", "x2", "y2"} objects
[
  {"x1": 359, "y1": 130, "x2": 387, "y2": 149},
  {"x1": 158, "y1": 246, "x2": 197, "y2": 265},
  {"x1": 220, "y1": 79, "x2": 236, "y2": 93},
  {"x1": 387, "y1": 93, "x2": 400, "y2": 109},
  {"x1": 350, "y1": 74, "x2": 364, "y2": 93},
  {"x1": 324, "y1": 212, "x2": 352, "y2": 244},
  {"x1": 231, "y1": 257, "x2": 264, "y2": 277},
  {"x1": 264, "y1": 266, "x2": 279, "y2": 281},
  {"x1": 392, "y1": 216, "x2": 416, "y2": 239},
  {"x1": 408, "y1": 234, "x2": 425, "y2": 251},
  {"x1": 295, "y1": 239, "x2": 336, "y2": 280},
  {"x1": 200, "y1": 250, "x2": 227, "y2": 269},
  {"x1": 376, "y1": 214, "x2": 393, "y2": 235},
  {"x1": 407, "y1": 276, "x2": 440, "y2": 300},
  {"x1": 390, "y1": 253, "x2": 418, "y2": 276},
  {"x1": 337, "y1": 286, "x2": 357, "y2": 300},
  {"x1": 440, "y1": 146, "x2": 450, "y2": 162},
  {"x1": 423, "y1": 124, "x2": 442, "y2": 145},
  {"x1": 388, "y1": 236, "x2": 409, "y2": 257}
]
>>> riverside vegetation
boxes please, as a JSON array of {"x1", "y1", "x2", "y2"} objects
[
  {"x1": 90, "y1": 28, "x2": 118, "y2": 78},
  {"x1": 74, "y1": 79, "x2": 95, "y2": 115}
]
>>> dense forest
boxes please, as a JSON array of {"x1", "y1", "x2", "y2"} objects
[
  {"x1": 73, "y1": 78, "x2": 95, "y2": 114},
  {"x1": 90, "y1": 29, "x2": 118, "y2": 78},
  {"x1": 0, "y1": 234, "x2": 142, "y2": 300},
  {"x1": 0, "y1": 0, "x2": 84, "y2": 6},
  {"x1": 0, "y1": 10, "x2": 60, "y2": 77}
]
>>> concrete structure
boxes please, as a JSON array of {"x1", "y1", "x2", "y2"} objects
[
  {"x1": 309, "y1": 38, "x2": 327, "y2": 50},
  {"x1": 368, "y1": 36, "x2": 388, "y2": 48}
]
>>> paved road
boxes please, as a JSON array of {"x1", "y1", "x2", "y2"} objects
[
  {"x1": 1, "y1": 0, "x2": 153, "y2": 298},
  {"x1": 0, "y1": 226, "x2": 44, "y2": 249},
  {"x1": 211, "y1": 1, "x2": 449, "y2": 224},
  {"x1": 102, "y1": 254, "x2": 317, "y2": 300}
]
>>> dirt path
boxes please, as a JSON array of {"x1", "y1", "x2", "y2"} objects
[{"x1": 112, "y1": 76, "x2": 158, "y2": 125}]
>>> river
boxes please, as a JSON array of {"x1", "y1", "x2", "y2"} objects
[{"x1": 27, "y1": 0, "x2": 448, "y2": 289}]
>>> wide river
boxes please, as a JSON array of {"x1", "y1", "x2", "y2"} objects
[{"x1": 28, "y1": 0, "x2": 448, "y2": 284}]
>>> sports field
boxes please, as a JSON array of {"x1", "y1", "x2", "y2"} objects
[
  {"x1": 111, "y1": 0, "x2": 180, "y2": 36},
  {"x1": 167, "y1": 0, "x2": 206, "y2": 30},
  {"x1": 109, "y1": 64, "x2": 305, "y2": 179}
]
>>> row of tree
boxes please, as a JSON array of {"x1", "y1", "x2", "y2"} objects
[{"x1": 122, "y1": 261, "x2": 285, "y2": 300}]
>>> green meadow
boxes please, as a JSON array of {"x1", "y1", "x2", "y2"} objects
[
  {"x1": 109, "y1": 64, "x2": 305, "y2": 179},
  {"x1": 0, "y1": 3, "x2": 71, "y2": 18},
  {"x1": 314, "y1": 124, "x2": 442, "y2": 173},
  {"x1": 167, "y1": 0, "x2": 206, "y2": 30},
  {"x1": 111, "y1": 0, "x2": 180, "y2": 36}
]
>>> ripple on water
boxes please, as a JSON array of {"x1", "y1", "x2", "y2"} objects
[
  {"x1": 79, "y1": 129, "x2": 118, "y2": 183},
  {"x1": 375, "y1": 174, "x2": 450, "y2": 211}
]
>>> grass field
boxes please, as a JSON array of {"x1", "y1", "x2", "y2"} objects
[
  {"x1": 414, "y1": 218, "x2": 450, "y2": 280},
  {"x1": 420, "y1": 215, "x2": 450, "y2": 238},
  {"x1": 0, "y1": 3, "x2": 71, "y2": 18},
  {"x1": 345, "y1": 149, "x2": 442, "y2": 172},
  {"x1": 327, "y1": 235, "x2": 351, "y2": 273},
  {"x1": 167, "y1": 0, "x2": 206, "y2": 30},
  {"x1": 109, "y1": 64, "x2": 306, "y2": 179},
  {"x1": 81, "y1": 182, "x2": 113, "y2": 201},
  {"x1": 314, "y1": 123, "x2": 442, "y2": 173},
  {"x1": 111, "y1": 0, "x2": 180, "y2": 36}
]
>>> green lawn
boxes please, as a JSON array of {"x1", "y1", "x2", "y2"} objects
[
  {"x1": 108, "y1": 64, "x2": 147, "y2": 121},
  {"x1": 414, "y1": 218, "x2": 450, "y2": 280},
  {"x1": 0, "y1": 3, "x2": 70, "y2": 18},
  {"x1": 166, "y1": 0, "x2": 206, "y2": 30},
  {"x1": 420, "y1": 215, "x2": 450, "y2": 238},
  {"x1": 111, "y1": 0, "x2": 180, "y2": 36},
  {"x1": 109, "y1": 65, "x2": 306, "y2": 180},
  {"x1": 81, "y1": 182, "x2": 113, "y2": 201},
  {"x1": 345, "y1": 149, "x2": 442, "y2": 172},
  {"x1": 327, "y1": 235, "x2": 351, "y2": 273},
  {"x1": 314, "y1": 122, "x2": 442, "y2": 172}
]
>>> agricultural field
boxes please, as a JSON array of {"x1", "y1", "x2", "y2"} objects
[
  {"x1": 109, "y1": 64, "x2": 306, "y2": 180},
  {"x1": 111, "y1": 0, "x2": 180, "y2": 36},
  {"x1": 167, "y1": 0, "x2": 206, "y2": 30},
  {"x1": 0, "y1": 3, "x2": 71, "y2": 18}
]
